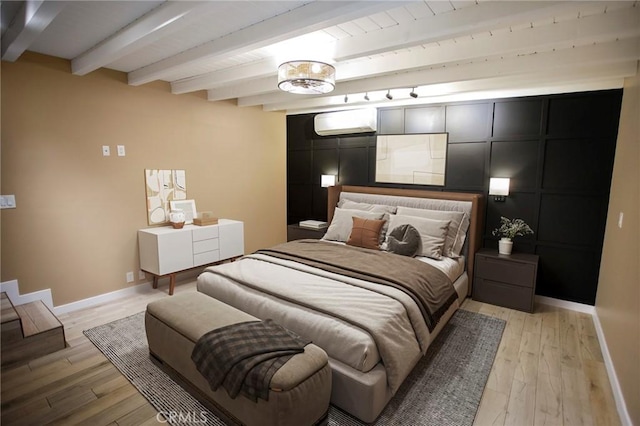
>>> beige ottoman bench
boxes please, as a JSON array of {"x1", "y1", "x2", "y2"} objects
[{"x1": 145, "y1": 291, "x2": 331, "y2": 426}]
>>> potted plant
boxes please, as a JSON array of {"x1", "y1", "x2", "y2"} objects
[{"x1": 492, "y1": 216, "x2": 534, "y2": 255}]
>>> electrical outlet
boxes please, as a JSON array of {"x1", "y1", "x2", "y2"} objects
[
  {"x1": 126, "y1": 271, "x2": 134, "y2": 283},
  {"x1": 102, "y1": 145, "x2": 110, "y2": 156},
  {"x1": 138, "y1": 270, "x2": 146, "y2": 280},
  {"x1": 117, "y1": 145, "x2": 126, "y2": 156}
]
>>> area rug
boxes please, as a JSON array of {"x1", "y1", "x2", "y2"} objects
[{"x1": 84, "y1": 308, "x2": 504, "y2": 426}]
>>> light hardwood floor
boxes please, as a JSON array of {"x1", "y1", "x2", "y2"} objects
[{"x1": 0, "y1": 281, "x2": 621, "y2": 425}]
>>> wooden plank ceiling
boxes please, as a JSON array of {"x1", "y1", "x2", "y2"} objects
[{"x1": 1, "y1": 0, "x2": 639, "y2": 113}]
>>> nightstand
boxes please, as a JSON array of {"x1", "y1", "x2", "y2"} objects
[
  {"x1": 472, "y1": 249, "x2": 539, "y2": 313},
  {"x1": 287, "y1": 224, "x2": 326, "y2": 241}
]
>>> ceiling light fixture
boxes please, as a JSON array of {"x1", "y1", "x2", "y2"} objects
[
  {"x1": 385, "y1": 90, "x2": 393, "y2": 100},
  {"x1": 344, "y1": 94, "x2": 348, "y2": 103},
  {"x1": 277, "y1": 60, "x2": 335, "y2": 94},
  {"x1": 364, "y1": 92, "x2": 370, "y2": 101},
  {"x1": 409, "y1": 88, "x2": 418, "y2": 98}
]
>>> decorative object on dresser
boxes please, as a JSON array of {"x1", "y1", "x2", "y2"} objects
[
  {"x1": 473, "y1": 248, "x2": 539, "y2": 313},
  {"x1": 286, "y1": 224, "x2": 326, "y2": 241},
  {"x1": 168, "y1": 209, "x2": 185, "y2": 229},
  {"x1": 169, "y1": 199, "x2": 197, "y2": 225},
  {"x1": 138, "y1": 219, "x2": 244, "y2": 295},
  {"x1": 491, "y1": 216, "x2": 534, "y2": 255},
  {"x1": 194, "y1": 211, "x2": 218, "y2": 226}
]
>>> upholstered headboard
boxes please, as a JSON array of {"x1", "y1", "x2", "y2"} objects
[{"x1": 327, "y1": 185, "x2": 484, "y2": 295}]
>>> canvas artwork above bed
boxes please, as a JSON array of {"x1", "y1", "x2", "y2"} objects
[{"x1": 196, "y1": 185, "x2": 483, "y2": 423}]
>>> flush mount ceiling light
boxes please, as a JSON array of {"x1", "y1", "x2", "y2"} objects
[{"x1": 277, "y1": 60, "x2": 335, "y2": 94}]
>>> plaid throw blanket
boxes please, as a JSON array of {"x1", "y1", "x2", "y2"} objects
[{"x1": 191, "y1": 319, "x2": 310, "y2": 402}]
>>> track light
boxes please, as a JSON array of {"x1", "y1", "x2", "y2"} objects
[
  {"x1": 364, "y1": 92, "x2": 370, "y2": 101},
  {"x1": 385, "y1": 90, "x2": 393, "y2": 100},
  {"x1": 409, "y1": 88, "x2": 418, "y2": 98},
  {"x1": 344, "y1": 94, "x2": 348, "y2": 103}
]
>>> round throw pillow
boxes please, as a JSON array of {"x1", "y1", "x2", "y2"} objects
[{"x1": 387, "y1": 224, "x2": 421, "y2": 257}]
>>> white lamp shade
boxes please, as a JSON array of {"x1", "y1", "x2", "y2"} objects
[
  {"x1": 489, "y1": 178, "x2": 510, "y2": 196},
  {"x1": 321, "y1": 174, "x2": 336, "y2": 187}
]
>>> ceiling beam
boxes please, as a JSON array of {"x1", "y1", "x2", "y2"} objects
[
  {"x1": 128, "y1": 1, "x2": 406, "y2": 86},
  {"x1": 334, "y1": 5, "x2": 640, "y2": 81},
  {"x1": 172, "y1": 0, "x2": 605, "y2": 95},
  {"x1": 333, "y1": 1, "x2": 578, "y2": 61},
  {"x1": 71, "y1": 1, "x2": 204, "y2": 76},
  {"x1": 1, "y1": 0, "x2": 66, "y2": 61},
  {"x1": 171, "y1": 57, "x2": 276, "y2": 95},
  {"x1": 225, "y1": 7, "x2": 639, "y2": 104},
  {"x1": 238, "y1": 37, "x2": 639, "y2": 107},
  {"x1": 265, "y1": 61, "x2": 635, "y2": 113}
]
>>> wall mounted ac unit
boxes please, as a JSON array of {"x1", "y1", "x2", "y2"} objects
[{"x1": 314, "y1": 108, "x2": 377, "y2": 136}]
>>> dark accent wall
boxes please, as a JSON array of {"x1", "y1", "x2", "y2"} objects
[{"x1": 286, "y1": 89, "x2": 623, "y2": 305}]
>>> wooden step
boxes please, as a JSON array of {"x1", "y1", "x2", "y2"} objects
[
  {"x1": 1, "y1": 292, "x2": 20, "y2": 323},
  {"x1": 1, "y1": 298, "x2": 66, "y2": 367},
  {"x1": 1, "y1": 292, "x2": 23, "y2": 345}
]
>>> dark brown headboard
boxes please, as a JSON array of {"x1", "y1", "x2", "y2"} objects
[{"x1": 328, "y1": 185, "x2": 485, "y2": 296}]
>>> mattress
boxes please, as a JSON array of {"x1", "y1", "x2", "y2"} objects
[{"x1": 197, "y1": 251, "x2": 465, "y2": 385}]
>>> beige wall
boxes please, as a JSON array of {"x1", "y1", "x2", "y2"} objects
[
  {"x1": 1, "y1": 53, "x2": 287, "y2": 306},
  {"x1": 596, "y1": 72, "x2": 639, "y2": 424}
]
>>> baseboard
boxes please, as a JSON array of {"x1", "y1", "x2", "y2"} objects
[
  {"x1": 0, "y1": 279, "x2": 54, "y2": 310},
  {"x1": 52, "y1": 280, "x2": 156, "y2": 315},
  {"x1": 2, "y1": 270, "x2": 199, "y2": 317},
  {"x1": 535, "y1": 295, "x2": 595, "y2": 314},
  {"x1": 592, "y1": 310, "x2": 633, "y2": 426}
]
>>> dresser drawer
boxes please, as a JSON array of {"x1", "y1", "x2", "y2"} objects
[
  {"x1": 192, "y1": 226, "x2": 219, "y2": 242},
  {"x1": 193, "y1": 238, "x2": 219, "y2": 254},
  {"x1": 194, "y1": 250, "x2": 220, "y2": 267},
  {"x1": 473, "y1": 278, "x2": 534, "y2": 313},
  {"x1": 476, "y1": 256, "x2": 535, "y2": 288}
]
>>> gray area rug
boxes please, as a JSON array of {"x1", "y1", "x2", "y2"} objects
[{"x1": 84, "y1": 308, "x2": 504, "y2": 426}]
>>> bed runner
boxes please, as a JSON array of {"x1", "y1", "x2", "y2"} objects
[
  {"x1": 257, "y1": 240, "x2": 458, "y2": 333},
  {"x1": 191, "y1": 319, "x2": 309, "y2": 402}
]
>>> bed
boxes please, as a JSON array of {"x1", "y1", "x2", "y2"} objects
[{"x1": 197, "y1": 185, "x2": 484, "y2": 423}]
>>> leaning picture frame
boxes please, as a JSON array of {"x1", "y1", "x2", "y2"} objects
[{"x1": 169, "y1": 199, "x2": 197, "y2": 224}]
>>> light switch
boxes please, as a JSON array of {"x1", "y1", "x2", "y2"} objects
[
  {"x1": 0, "y1": 195, "x2": 16, "y2": 209},
  {"x1": 618, "y1": 212, "x2": 624, "y2": 229},
  {"x1": 102, "y1": 145, "x2": 110, "y2": 156},
  {"x1": 117, "y1": 145, "x2": 126, "y2": 156}
]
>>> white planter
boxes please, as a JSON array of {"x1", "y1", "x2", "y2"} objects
[{"x1": 498, "y1": 238, "x2": 513, "y2": 255}]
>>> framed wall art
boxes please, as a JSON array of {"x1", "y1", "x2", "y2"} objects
[
  {"x1": 145, "y1": 169, "x2": 187, "y2": 225},
  {"x1": 375, "y1": 133, "x2": 448, "y2": 186}
]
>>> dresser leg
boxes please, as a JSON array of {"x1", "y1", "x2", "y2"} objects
[
  {"x1": 152, "y1": 275, "x2": 158, "y2": 289},
  {"x1": 169, "y1": 274, "x2": 176, "y2": 296}
]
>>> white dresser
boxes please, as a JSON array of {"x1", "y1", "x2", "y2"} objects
[{"x1": 138, "y1": 219, "x2": 244, "y2": 294}]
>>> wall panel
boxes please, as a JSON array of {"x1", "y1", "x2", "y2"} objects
[{"x1": 286, "y1": 90, "x2": 622, "y2": 304}]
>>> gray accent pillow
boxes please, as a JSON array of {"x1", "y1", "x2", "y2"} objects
[{"x1": 386, "y1": 224, "x2": 420, "y2": 257}]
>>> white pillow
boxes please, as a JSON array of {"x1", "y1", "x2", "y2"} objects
[
  {"x1": 322, "y1": 208, "x2": 385, "y2": 242},
  {"x1": 396, "y1": 206, "x2": 469, "y2": 257},
  {"x1": 338, "y1": 200, "x2": 397, "y2": 241},
  {"x1": 337, "y1": 200, "x2": 397, "y2": 215},
  {"x1": 387, "y1": 214, "x2": 450, "y2": 259}
]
